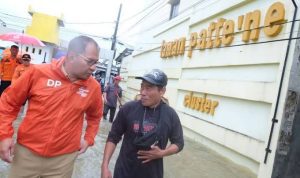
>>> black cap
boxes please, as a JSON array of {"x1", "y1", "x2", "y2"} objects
[
  {"x1": 22, "y1": 54, "x2": 31, "y2": 59},
  {"x1": 136, "y1": 69, "x2": 168, "y2": 87}
]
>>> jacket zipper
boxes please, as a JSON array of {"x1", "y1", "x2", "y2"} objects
[{"x1": 43, "y1": 84, "x2": 72, "y2": 156}]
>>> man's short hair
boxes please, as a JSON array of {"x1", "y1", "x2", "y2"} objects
[
  {"x1": 11, "y1": 45, "x2": 19, "y2": 49},
  {"x1": 67, "y1": 36, "x2": 100, "y2": 55}
]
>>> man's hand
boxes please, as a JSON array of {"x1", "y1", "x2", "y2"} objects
[
  {"x1": 0, "y1": 138, "x2": 14, "y2": 163},
  {"x1": 137, "y1": 145, "x2": 164, "y2": 163},
  {"x1": 102, "y1": 94, "x2": 108, "y2": 104},
  {"x1": 101, "y1": 165, "x2": 112, "y2": 178},
  {"x1": 101, "y1": 142, "x2": 116, "y2": 178},
  {"x1": 78, "y1": 139, "x2": 89, "y2": 155},
  {"x1": 119, "y1": 104, "x2": 122, "y2": 109}
]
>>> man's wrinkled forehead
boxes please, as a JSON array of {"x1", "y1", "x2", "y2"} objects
[{"x1": 141, "y1": 80, "x2": 157, "y2": 87}]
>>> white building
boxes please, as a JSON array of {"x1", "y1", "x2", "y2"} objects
[{"x1": 120, "y1": 0, "x2": 300, "y2": 177}]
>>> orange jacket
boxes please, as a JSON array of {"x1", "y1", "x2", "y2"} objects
[
  {"x1": 0, "y1": 55, "x2": 18, "y2": 81},
  {"x1": 11, "y1": 64, "x2": 34, "y2": 84},
  {"x1": 0, "y1": 59, "x2": 103, "y2": 157}
]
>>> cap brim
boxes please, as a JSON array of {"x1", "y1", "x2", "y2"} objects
[
  {"x1": 22, "y1": 55, "x2": 31, "y2": 59},
  {"x1": 135, "y1": 76, "x2": 162, "y2": 86}
]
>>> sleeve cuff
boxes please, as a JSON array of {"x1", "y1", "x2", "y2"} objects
[
  {"x1": 84, "y1": 136, "x2": 94, "y2": 146},
  {"x1": 0, "y1": 135, "x2": 12, "y2": 141}
]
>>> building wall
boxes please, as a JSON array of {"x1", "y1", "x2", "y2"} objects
[
  {"x1": 26, "y1": 12, "x2": 62, "y2": 45},
  {"x1": 121, "y1": 0, "x2": 300, "y2": 177},
  {"x1": 19, "y1": 45, "x2": 54, "y2": 64}
]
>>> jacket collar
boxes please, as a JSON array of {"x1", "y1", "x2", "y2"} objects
[{"x1": 52, "y1": 57, "x2": 90, "y2": 87}]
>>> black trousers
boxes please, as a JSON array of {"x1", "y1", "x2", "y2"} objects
[
  {"x1": 103, "y1": 104, "x2": 116, "y2": 123},
  {"x1": 0, "y1": 80, "x2": 11, "y2": 96}
]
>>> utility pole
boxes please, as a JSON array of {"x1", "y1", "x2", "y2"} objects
[{"x1": 105, "y1": 3, "x2": 122, "y2": 85}]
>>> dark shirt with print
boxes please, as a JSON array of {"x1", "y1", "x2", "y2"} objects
[
  {"x1": 107, "y1": 100, "x2": 184, "y2": 178},
  {"x1": 104, "y1": 83, "x2": 122, "y2": 107}
]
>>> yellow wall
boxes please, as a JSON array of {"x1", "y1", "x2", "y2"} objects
[{"x1": 26, "y1": 12, "x2": 61, "y2": 44}]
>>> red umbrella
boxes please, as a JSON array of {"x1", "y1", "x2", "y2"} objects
[{"x1": 0, "y1": 32, "x2": 45, "y2": 47}]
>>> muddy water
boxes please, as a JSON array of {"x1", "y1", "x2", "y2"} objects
[{"x1": 0, "y1": 118, "x2": 256, "y2": 178}]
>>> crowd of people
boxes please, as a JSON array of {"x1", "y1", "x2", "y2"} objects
[{"x1": 0, "y1": 35, "x2": 184, "y2": 178}]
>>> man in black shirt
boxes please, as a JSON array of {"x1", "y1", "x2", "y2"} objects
[{"x1": 101, "y1": 69, "x2": 184, "y2": 178}]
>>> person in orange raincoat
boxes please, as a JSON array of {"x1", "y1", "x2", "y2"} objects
[
  {"x1": 12, "y1": 53, "x2": 33, "y2": 84},
  {"x1": 0, "y1": 47, "x2": 11, "y2": 60},
  {"x1": 1, "y1": 47, "x2": 23, "y2": 65},
  {"x1": 0, "y1": 36, "x2": 103, "y2": 178},
  {"x1": 0, "y1": 45, "x2": 19, "y2": 95}
]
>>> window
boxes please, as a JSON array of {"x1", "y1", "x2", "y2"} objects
[
  {"x1": 169, "y1": 0, "x2": 180, "y2": 20},
  {"x1": 25, "y1": 47, "x2": 29, "y2": 52},
  {"x1": 32, "y1": 48, "x2": 35, "y2": 53},
  {"x1": 39, "y1": 49, "x2": 42, "y2": 55}
]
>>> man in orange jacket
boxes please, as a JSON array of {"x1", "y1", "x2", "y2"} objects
[
  {"x1": 0, "y1": 36, "x2": 103, "y2": 178},
  {"x1": 12, "y1": 53, "x2": 34, "y2": 84},
  {"x1": 0, "y1": 45, "x2": 19, "y2": 95}
]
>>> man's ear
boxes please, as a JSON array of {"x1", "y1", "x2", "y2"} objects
[
  {"x1": 160, "y1": 87, "x2": 166, "y2": 96},
  {"x1": 67, "y1": 51, "x2": 77, "y2": 60}
]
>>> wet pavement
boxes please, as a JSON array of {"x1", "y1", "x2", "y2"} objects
[{"x1": 0, "y1": 117, "x2": 256, "y2": 178}]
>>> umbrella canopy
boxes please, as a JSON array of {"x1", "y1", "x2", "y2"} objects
[
  {"x1": 0, "y1": 32, "x2": 45, "y2": 47},
  {"x1": 0, "y1": 41, "x2": 16, "y2": 48}
]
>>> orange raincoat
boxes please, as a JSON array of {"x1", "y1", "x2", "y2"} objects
[
  {"x1": 0, "y1": 55, "x2": 18, "y2": 81},
  {"x1": 11, "y1": 64, "x2": 34, "y2": 83},
  {"x1": 0, "y1": 59, "x2": 103, "y2": 157}
]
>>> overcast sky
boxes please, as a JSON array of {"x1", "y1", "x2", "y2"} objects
[{"x1": 0, "y1": 0, "x2": 145, "y2": 41}]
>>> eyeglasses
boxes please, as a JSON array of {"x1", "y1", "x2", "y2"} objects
[{"x1": 78, "y1": 54, "x2": 98, "y2": 66}]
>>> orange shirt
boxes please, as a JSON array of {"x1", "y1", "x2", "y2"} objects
[
  {"x1": 12, "y1": 64, "x2": 34, "y2": 84},
  {"x1": 0, "y1": 55, "x2": 18, "y2": 81},
  {"x1": 0, "y1": 58, "x2": 103, "y2": 157}
]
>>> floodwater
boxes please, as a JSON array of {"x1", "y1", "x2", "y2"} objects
[{"x1": 0, "y1": 117, "x2": 256, "y2": 178}]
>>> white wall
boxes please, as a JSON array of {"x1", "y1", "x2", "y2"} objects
[
  {"x1": 20, "y1": 45, "x2": 54, "y2": 64},
  {"x1": 122, "y1": 0, "x2": 300, "y2": 176}
]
